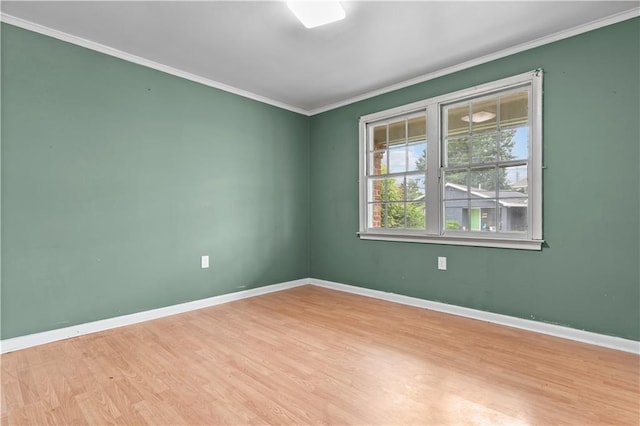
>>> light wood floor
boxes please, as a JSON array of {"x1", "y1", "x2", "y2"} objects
[{"x1": 1, "y1": 285, "x2": 638, "y2": 425}]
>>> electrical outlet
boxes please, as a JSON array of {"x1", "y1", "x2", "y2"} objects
[
  {"x1": 201, "y1": 255, "x2": 209, "y2": 269},
  {"x1": 438, "y1": 256, "x2": 447, "y2": 271}
]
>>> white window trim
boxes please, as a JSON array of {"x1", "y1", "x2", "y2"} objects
[{"x1": 358, "y1": 70, "x2": 543, "y2": 250}]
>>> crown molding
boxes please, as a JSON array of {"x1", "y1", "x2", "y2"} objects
[
  {"x1": 307, "y1": 7, "x2": 640, "y2": 115},
  {"x1": 2, "y1": 8, "x2": 638, "y2": 116},
  {"x1": 0, "y1": 13, "x2": 310, "y2": 116}
]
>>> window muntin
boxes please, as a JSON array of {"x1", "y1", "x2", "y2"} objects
[{"x1": 359, "y1": 71, "x2": 543, "y2": 250}]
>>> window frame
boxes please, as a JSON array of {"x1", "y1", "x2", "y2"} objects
[{"x1": 358, "y1": 70, "x2": 543, "y2": 250}]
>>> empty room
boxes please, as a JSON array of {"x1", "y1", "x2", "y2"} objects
[{"x1": 1, "y1": 1, "x2": 639, "y2": 425}]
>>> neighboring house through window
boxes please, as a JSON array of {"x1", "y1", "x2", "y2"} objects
[{"x1": 359, "y1": 70, "x2": 543, "y2": 250}]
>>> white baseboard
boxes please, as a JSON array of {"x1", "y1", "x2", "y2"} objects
[
  {"x1": 0, "y1": 278, "x2": 309, "y2": 354},
  {"x1": 3, "y1": 277, "x2": 638, "y2": 355},
  {"x1": 310, "y1": 278, "x2": 640, "y2": 354}
]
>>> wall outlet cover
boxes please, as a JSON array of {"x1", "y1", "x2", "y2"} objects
[{"x1": 438, "y1": 257, "x2": 447, "y2": 270}]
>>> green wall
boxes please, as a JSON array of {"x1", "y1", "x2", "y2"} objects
[
  {"x1": 2, "y1": 18, "x2": 639, "y2": 342},
  {"x1": 1, "y1": 24, "x2": 310, "y2": 339},
  {"x1": 310, "y1": 18, "x2": 640, "y2": 340}
]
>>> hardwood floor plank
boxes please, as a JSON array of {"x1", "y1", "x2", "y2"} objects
[{"x1": 1, "y1": 285, "x2": 638, "y2": 425}]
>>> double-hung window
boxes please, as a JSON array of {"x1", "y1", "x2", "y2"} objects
[{"x1": 359, "y1": 70, "x2": 543, "y2": 250}]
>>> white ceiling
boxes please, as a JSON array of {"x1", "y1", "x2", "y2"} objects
[{"x1": 1, "y1": 1, "x2": 638, "y2": 114}]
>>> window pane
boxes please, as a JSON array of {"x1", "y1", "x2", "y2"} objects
[
  {"x1": 408, "y1": 116, "x2": 427, "y2": 143},
  {"x1": 369, "y1": 150, "x2": 387, "y2": 176},
  {"x1": 447, "y1": 104, "x2": 470, "y2": 136},
  {"x1": 500, "y1": 91, "x2": 528, "y2": 127},
  {"x1": 471, "y1": 133, "x2": 498, "y2": 164},
  {"x1": 406, "y1": 202, "x2": 426, "y2": 229},
  {"x1": 372, "y1": 125, "x2": 387, "y2": 150},
  {"x1": 388, "y1": 145, "x2": 406, "y2": 174},
  {"x1": 368, "y1": 178, "x2": 388, "y2": 203},
  {"x1": 470, "y1": 98, "x2": 498, "y2": 133},
  {"x1": 500, "y1": 165, "x2": 528, "y2": 195},
  {"x1": 407, "y1": 142, "x2": 427, "y2": 172},
  {"x1": 469, "y1": 167, "x2": 497, "y2": 194},
  {"x1": 444, "y1": 200, "x2": 470, "y2": 231},
  {"x1": 368, "y1": 203, "x2": 384, "y2": 229},
  {"x1": 468, "y1": 199, "x2": 499, "y2": 232},
  {"x1": 444, "y1": 170, "x2": 468, "y2": 199},
  {"x1": 500, "y1": 127, "x2": 528, "y2": 161},
  {"x1": 498, "y1": 200, "x2": 528, "y2": 233},
  {"x1": 384, "y1": 203, "x2": 406, "y2": 228},
  {"x1": 406, "y1": 175, "x2": 425, "y2": 200},
  {"x1": 384, "y1": 176, "x2": 405, "y2": 201},
  {"x1": 445, "y1": 137, "x2": 470, "y2": 167},
  {"x1": 388, "y1": 120, "x2": 406, "y2": 147}
]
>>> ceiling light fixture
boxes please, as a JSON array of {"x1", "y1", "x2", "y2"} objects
[
  {"x1": 287, "y1": 1, "x2": 346, "y2": 29},
  {"x1": 461, "y1": 111, "x2": 496, "y2": 123}
]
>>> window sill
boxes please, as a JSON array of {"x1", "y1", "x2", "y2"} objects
[{"x1": 358, "y1": 232, "x2": 543, "y2": 250}]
